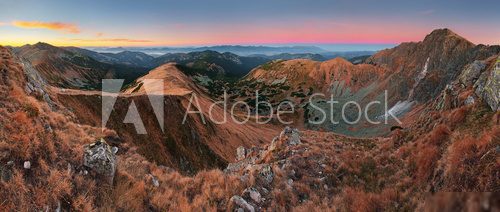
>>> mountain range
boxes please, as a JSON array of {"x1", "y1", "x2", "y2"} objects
[
  {"x1": 87, "y1": 45, "x2": 333, "y2": 56},
  {"x1": 0, "y1": 29, "x2": 499, "y2": 211}
]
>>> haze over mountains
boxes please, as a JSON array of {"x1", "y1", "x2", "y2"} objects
[
  {"x1": 0, "y1": 29, "x2": 499, "y2": 211},
  {"x1": 85, "y1": 45, "x2": 377, "y2": 57}
]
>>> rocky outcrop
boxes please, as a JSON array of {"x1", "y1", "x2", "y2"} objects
[
  {"x1": 225, "y1": 127, "x2": 302, "y2": 211},
  {"x1": 436, "y1": 84, "x2": 459, "y2": 110},
  {"x1": 20, "y1": 59, "x2": 57, "y2": 110},
  {"x1": 268, "y1": 127, "x2": 300, "y2": 152},
  {"x1": 458, "y1": 60, "x2": 487, "y2": 87},
  {"x1": 226, "y1": 127, "x2": 301, "y2": 173},
  {"x1": 230, "y1": 195, "x2": 255, "y2": 212},
  {"x1": 474, "y1": 57, "x2": 500, "y2": 111},
  {"x1": 83, "y1": 139, "x2": 117, "y2": 184}
]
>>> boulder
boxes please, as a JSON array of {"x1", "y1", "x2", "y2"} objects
[
  {"x1": 243, "y1": 187, "x2": 262, "y2": 203},
  {"x1": 83, "y1": 138, "x2": 117, "y2": 184},
  {"x1": 279, "y1": 126, "x2": 301, "y2": 146},
  {"x1": 230, "y1": 195, "x2": 255, "y2": 212},
  {"x1": 458, "y1": 60, "x2": 486, "y2": 86},
  {"x1": 268, "y1": 127, "x2": 301, "y2": 152}
]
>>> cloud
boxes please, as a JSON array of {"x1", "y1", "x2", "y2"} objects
[
  {"x1": 12, "y1": 21, "x2": 80, "y2": 33},
  {"x1": 70, "y1": 38, "x2": 152, "y2": 43},
  {"x1": 96, "y1": 32, "x2": 104, "y2": 37}
]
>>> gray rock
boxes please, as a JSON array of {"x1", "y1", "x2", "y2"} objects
[
  {"x1": 259, "y1": 165, "x2": 274, "y2": 184},
  {"x1": 268, "y1": 136, "x2": 278, "y2": 152},
  {"x1": 43, "y1": 123, "x2": 53, "y2": 133},
  {"x1": 21, "y1": 60, "x2": 56, "y2": 110},
  {"x1": 243, "y1": 187, "x2": 262, "y2": 203},
  {"x1": 67, "y1": 163, "x2": 73, "y2": 175},
  {"x1": 83, "y1": 138, "x2": 117, "y2": 184},
  {"x1": 474, "y1": 58, "x2": 500, "y2": 111},
  {"x1": 279, "y1": 126, "x2": 301, "y2": 146},
  {"x1": 149, "y1": 174, "x2": 160, "y2": 187},
  {"x1": 23, "y1": 161, "x2": 31, "y2": 169},
  {"x1": 268, "y1": 127, "x2": 301, "y2": 152},
  {"x1": 230, "y1": 195, "x2": 255, "y2": 212},
  {"x1": 55, "y1": 201, "x2": 61, "y2": 212},
  {"x1": 236, "y1": 146, "x2": 246, "y2": 161},
  {"x1": 459, "y1": 60, "x2": 486, "y2": 86},
  {"x1": 464, "y1": 95, "x2": 475, "y2": 106}
]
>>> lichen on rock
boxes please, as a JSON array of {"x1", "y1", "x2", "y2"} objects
[{"x1": 83, "y1": 138, "x2": 117, "y2": 184}]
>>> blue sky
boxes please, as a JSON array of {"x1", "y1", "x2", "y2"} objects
[{"x1": 1, "y1": 0, "x2": 499, "y2": 49}]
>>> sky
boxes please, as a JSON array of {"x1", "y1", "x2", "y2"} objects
[{"x1": 0, "y1": 0, "x2": 499, "y2": 51}]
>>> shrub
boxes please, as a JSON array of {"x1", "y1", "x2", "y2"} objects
[
  {"x1": 426, "y1": 124, "x2": 450, "y2": 146},
  {"x1": 449, "y1": 106, "x2": 468, "y2": 128},
  {"x1": 414, "y1": 144, "x2": 439, "y2": 183},
  {"x1": 22, "y1": 103, "x2": 39, "y2": 117}
]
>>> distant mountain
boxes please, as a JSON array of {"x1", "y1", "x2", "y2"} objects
[
  {"x1": 321, "y1": 51, "x2": 376, "y2": 59},
  {"x1": 87, "y1": 45, "x2": 331, "y2": 56},
  {"x1": 251, "y1": 52, "x2": 376, "y2": 61},
  {"x1": 64, "y1": 46, "x2": 120, "y2": 64},
  {"x1": 151, "y1": 50, "x2": 270, "y2": 79},
  {"x1": 65, "y1": 47, "x2": 154, "y2": 67},
  {"x1": 101, "y1": 51, "x2": 154, "y2": 67},
  {"x1": 15, "y1": 42, "x2": 148, "y2": 89},
  {"x1": 250, "y1": 53, "x2": 328, "y2": 61}
]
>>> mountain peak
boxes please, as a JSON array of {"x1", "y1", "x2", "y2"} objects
[
  {"x1": 423, "y1": 28, "x2": 471, "y2": 44},
  {"x1": 29, "y1": 42, "x2": 63, "y2": 52},
  {"x1": 33, "y1": 42, "x2": 54, "y2": 48},
  {"x1": 429, "y1": 28, "x2": 455, "y2": 35}
]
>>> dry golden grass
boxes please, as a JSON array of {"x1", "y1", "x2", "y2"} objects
[{"x1": 1, "y1": 46, "x2": 498, "y2": 211}]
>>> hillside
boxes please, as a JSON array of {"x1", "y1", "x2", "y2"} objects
[
  {"x1": 14, "y1": 43, "x2": 149, "y2": 89},
  {"x1": 238, "y1": 29, "x2": 500, "y2": 137},
  {"x1": 54, "y1": 63, "x2": 280, "y2": 174},
  {"x1": 367, "y1": 28, "x2": 500, "y2": 102}
]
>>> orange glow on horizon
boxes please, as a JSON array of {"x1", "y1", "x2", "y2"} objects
[{"x1": 2, "y1": 21, "x2": 498, "y2": 47}]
